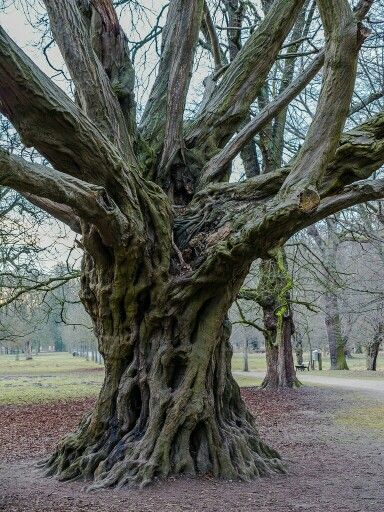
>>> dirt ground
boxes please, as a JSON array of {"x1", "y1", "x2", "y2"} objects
[{"x1": 1, "y1": 386, "x2": 383, "y2": 512}]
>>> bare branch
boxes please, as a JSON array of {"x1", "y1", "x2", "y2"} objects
[
  {"x1": 43, "y1": 0, "x2": 136, "y2": 155},
  {"x1": 185, "y1": 0, "x2": 306, "y2": 161},
  {"x1": 201, "y1": 1, "x2": 225, "y2": 72},
  {"x1": 201, "y1": 51, "x2": 325, "y2": 184},
  {"x1": 353, "y1": 0, "x2": 374, "y2": 21},
  {"x1": 309, "y1": 178, "x2": 384, "y2": 226},
  {"x1": 0, "y1": 27, "x2": 136, "y2": 186},
  {"x1": 23, "y1": 195, "x2": 81, "y2": 234},
  {"x1": 350, "y1": 90, "x2": 384, "y2": 115},
  {"x1": 140, "y1": 0, "x2": 204, "y2": 170},
  {"x1": 0, "y1": 150, "x2": 128, "y2": 245},
  {"x1": 281, "y1": 0, "x2": 366, "y2": 204}
]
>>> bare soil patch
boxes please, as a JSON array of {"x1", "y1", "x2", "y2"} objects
[{"x1": 1, "y1": 387, "x2": 383, "y2": 512}]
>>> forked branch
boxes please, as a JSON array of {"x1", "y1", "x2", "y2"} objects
[
  {"x1": 0, "y1": 27, "x2": 134, "y2": 186},
  {"x1": 201, "y1": 51, "x2": 325, "y2": 185},
  {"x1": 281, "y1": 0, "x2": 367, "y2": 203},
  {"x1": 140, "y1": 0, "x2": 204, "y2": 173},
  {"x1": 0, "y1": 150, "x2": 128, "y2": 245},
  {"x1": 43, "y1": 0, "x2": 136, "y2": 157},
  {"x1": 185, "y1": 0, "x2": 306, "y2": 160}
]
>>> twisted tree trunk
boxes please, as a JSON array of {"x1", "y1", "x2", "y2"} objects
[
  {"x1": 46, "y1": 243, "x2": 282, "y2": 487},
  {"x1": 0, "y1": 0, "x2": 377, "y2": 490}
]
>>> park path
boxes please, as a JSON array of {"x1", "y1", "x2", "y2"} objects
[{"x1": 233, "y1": 370, "x2": 384, "y2": 395}]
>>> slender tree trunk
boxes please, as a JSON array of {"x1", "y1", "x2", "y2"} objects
[
  {"x1": 45, "y1": 249, "x2": 283, "y2": 487},
  {"x1": 24, "y1": 340, "x2": 33, "y2": 360},
  {"x1": 257, "y1": 251, "x2": 301, "y2": 389},
  {"x1": 324, "y1": 292, "x2": 348, "y2": 370},
  {"x1": 366, "y1": 339, "x2": 380, "y2": 371},
  {"x1": 366, "y1": 325, "x2": 382, "y2": 371},
  {"x1": 294, "y1": 331, "x2": 304, "y2": 365},
  {"x1": 243, "y1": 338, "x2": 249, "y2": 372}
]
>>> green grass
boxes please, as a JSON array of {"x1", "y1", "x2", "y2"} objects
[
  {"x1": 0, "y1": 353, "x2": 104, "y2": 405},
  {"x1": 232, "y1": 352, "x2": 384, "y2": 379},
  {"x1": 231, "y1": 353, "x2": 267, "y2": 372},
  {"x1": 0, "y1": 352, "x2": 261, "y2": 406},
  {"x1": 0, "y1": 352, "x2": 101, "y2": 376},
  {"x1": 1, "y1": 351, "x2": 382, "y2": 406},
  {"x1": 336, "y1": 404, "x2": 384, "y2": 432},
  {"x1": 234, "y1": 375, "x2": 262, "y2": 387}
]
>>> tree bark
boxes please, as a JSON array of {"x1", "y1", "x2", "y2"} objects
[
  {"x1": 294, "y1": 330, "x2": 304, "y2": 365},
  {"x1": 0, "y1": 0, "x2": 378, "y2": 491},
  {"x1": 45, "y1": 249, "x2": 283, "y2": 487},
  {"x1": 24, "y1": 340, "x2": 33, "y2": 360},
  {"x1": 324, "y1": 292, "x2": 349, "y2": 370},
  {"x1": 243, "y1": 338, "x2": 249, "y2": 372},
  {"x1": 366, "y1": 324, "x2": 382, "y2": 371},
  {"x1": 257, "y1": 251, "x2": 301, "y2": 389}
]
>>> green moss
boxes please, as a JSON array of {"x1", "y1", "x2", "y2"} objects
[{"x1": 273, "y1": 247, "x2": 293, "y2": 346}]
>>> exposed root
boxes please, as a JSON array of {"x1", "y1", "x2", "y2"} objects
[{"x1": 44, "y1": 403, "x2": 285, "y2": 489}]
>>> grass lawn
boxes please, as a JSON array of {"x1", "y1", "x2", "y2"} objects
[
  {"x1": 1, "y1": 350, "x2": 383, "y2": 405},
  {"x1": 0, "y1": 352, "x2": 263, "y2": 405},
  {"x1": 232, "y1": 351, "x2": 384, "y2": 379},
  {"x1": 0, "y1": 352, "x2": 104, "y2": 405},
  {"x1": 336, "y1": 404, "x2": 384, "y2": 432}
]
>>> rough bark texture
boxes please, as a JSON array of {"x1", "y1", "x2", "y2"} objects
[
  {"x1": 257, "y1": 251, "x2": 301, "y2": 389},
  {"x1": 324, "y1": 292, "x2": 349, "y2": 370},
  {"x1": 45, "y1": 253, "x2": 283, "y2": 487},
  {"x1": 366, "y1": 324, "x2": 382, "y2": 371}
]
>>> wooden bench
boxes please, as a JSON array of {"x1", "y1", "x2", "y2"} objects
[{"x1": 295, "y1": 361, "x2": 310, "y2": 371}]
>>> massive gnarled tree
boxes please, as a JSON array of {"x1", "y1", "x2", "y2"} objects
[{"x1": 1, "y1": 0, "x2": 384, "y2": 488}]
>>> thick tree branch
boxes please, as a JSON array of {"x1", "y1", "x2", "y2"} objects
[
  {"x1": 310, "y1": 178, "x2": 384, "y2": 226},
  {"x1": 23, "y1": 195, "x2": 82, "y2": 234},
  {"x1": 281, "y1": 0, "x2": 365, "y2": 204},
  {"x1": 86, "y1": 0, "x2": 137, "y2": 134},
  {"x1": 0, "y1": 150, "x2": 128, "y2": 245},
  {"x1": 198, "y1": 110, "x2": 384, "y2": 204},
  {"x1": 201, "y1": 51, "x2": 325, "y2": 184},
  {"x1": 176, "y1": 110, "x2": 384, "y2": 267},
  {"x1": 0, "y1": 27, "x2": 135, "y2": 187},
  {"x1": 185, "y1": 0, "x2": 306, "y2": 161},
  {"x1": 353, "y1": 0, "x2": 374, "y2": 21},
  {"x1": 43, "y1": 0, "x2": 136, "y2": 156},
  {"x1": 321, "y1": 112, "x2": 384, "y2": 195},
  {"x1": 140, "y1": 0, "x2": 204, "y2": 170}
]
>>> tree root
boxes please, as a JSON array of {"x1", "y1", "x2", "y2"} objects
[{"x1": 44, "y1": 408, "x2": 285, "y2": 489}]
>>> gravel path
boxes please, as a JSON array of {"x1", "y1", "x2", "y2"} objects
[{"x1": 234, "y1": 370, "x2": 384, "y2": 394}]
